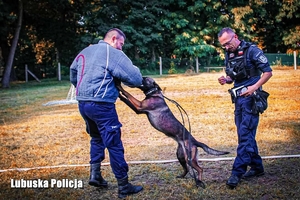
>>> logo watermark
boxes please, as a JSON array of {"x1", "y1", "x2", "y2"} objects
[{"x1": 11, "y1": 179, "x2": 83, "y2": 189}]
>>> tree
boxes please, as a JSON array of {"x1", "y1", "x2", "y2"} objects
[
  {"x1": 22, "y1": 0, "x2": 91, "y2": 68},
  {"x1": 1, "y1": 0, "x2": 94, "y2": 86},
  {"x1": 79, "y1": 0, "x2": 169, "y2": 69},
  {"x1": 160, "y1": 0, "x2": 229, "y2": 66},
  {"x1": 1, "y1": 0, "x2": 23, "y2": 88},
  {"x1": 1, "y1": 0, "x2": 300, "y2": 88},
  {"x1": 276, "y1": 0, "x2": 300, "y2": 54}
]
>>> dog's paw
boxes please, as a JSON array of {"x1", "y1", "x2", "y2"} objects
[
  {"x1": 176, "y1": 172, "x2": 188, "y2": 179},
  {"x1": 116, "y1": 85, "x2": 123, "y2": 91},
  {"x1": 196, "y1": 180, "x2": 206, "y2": 189}
]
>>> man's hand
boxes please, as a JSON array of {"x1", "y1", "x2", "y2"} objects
[
  {"x1": 218, "y1": 76, "x2": 226, "y2": 85},
  {"x1": 218, "y1": 76, "x2": 232, "y2": 85},
  {"x1": 240, "y1": 85, "x2": 258, "y2": 97},
  {"x1": 240, "y1": 71, "x2": 272, "y2": 97},
  {"x1": 218, "y1": 76, "x2": 233, "y2": 85}
]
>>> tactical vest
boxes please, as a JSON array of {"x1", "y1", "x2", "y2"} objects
[{"x1": 225, "y1": 42, "x2": 261, "y2": 81}]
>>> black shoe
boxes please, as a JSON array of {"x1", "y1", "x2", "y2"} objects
[
  {"x1": 226, "y1": 174, "x2": 241, "y2": 189},
  {"x1": 89, "y1": 175, "x2": 108, "y2": 187},
  {"x1": 117, "y1": 176, "x2": 143, "y2": 199},
  {"x1": 89, "y1": 163, "x2": 108, "y2": 188},
  {"x1": 243, "y1": 169, "x2": 264, "y2": 179},
  {"x1": 118, "y1": 182, "x2": 143, "y2": 199}
]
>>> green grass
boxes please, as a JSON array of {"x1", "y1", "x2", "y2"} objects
[{"x1": 0, "y1": 80, "x2": 71, "y2": 123}]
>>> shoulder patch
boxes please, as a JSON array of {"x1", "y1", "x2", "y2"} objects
[{"x1": 258, "y1": 55, "x2": 268, "y2": 63}]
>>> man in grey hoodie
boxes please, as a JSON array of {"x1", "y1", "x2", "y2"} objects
[{"x1": 70, "y1": 28, "x2": 143, "y2": 199}]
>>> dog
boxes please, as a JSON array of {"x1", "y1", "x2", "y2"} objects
[{"x1": 116, "y1": 77, "x2": 229, "y2": 188}]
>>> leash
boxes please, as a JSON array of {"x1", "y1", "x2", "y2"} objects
[{"x1": 162, "y1": 94, "x2": 199, "y2": 187}]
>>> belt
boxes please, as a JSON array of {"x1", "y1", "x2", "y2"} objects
[{"x1": 79, "y1": 101, "x2": 112, "y2": 105}]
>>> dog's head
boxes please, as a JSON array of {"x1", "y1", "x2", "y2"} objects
[{"x1": 138, "y1": 77, "x2": 162, "y2": 95}]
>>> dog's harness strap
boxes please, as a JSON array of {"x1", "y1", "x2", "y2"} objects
[
  {"x1": 145, "y1": 88, "x2": 158, "y2": 96},
  {"x1": 162, "y1": 94, "x2": 199, "y2": 187}
]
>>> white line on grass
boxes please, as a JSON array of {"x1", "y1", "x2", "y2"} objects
[{"x1": 1, "y1": 154, "x2": 300, "y2": 173}]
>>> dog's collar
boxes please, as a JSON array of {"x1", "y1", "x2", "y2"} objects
[{"x1": 144, "y1": 87, "x2": 158, "y2": 96}]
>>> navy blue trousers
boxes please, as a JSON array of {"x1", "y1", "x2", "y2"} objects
[
  {"x1": 232, "y1": 96, "x2": 264, "y2": 177},
  {"x1": 78, "y1": 101, "x2": 128, "y2": 179}
]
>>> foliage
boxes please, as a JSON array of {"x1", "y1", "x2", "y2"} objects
[
  {"x1": 0, "y1": 0, "x2": 300, "y2": 87},
  {"x1": 168, "y1": 61, "x2": 177, "y2": 74},
  {"x1": 274, "y1": 0, "x2": 300, "y2": 54}
]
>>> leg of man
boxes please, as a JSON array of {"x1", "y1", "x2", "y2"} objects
[
  {"x1": 87, "y1": 102, "x2": 143, "y2": 198},
  {"x1": 242, "y1": 99, "x2": 264, "y2": 178},
  {"x1": 78, "y1": 101, "x2": 108, "y2": 187},
  {"x1": 227, "y1": 97, "x2": 252, "y2": 188},
  {"x1": 234, "y1": 96, "x2": 260, "y2": 175},
  {"x1": 227, "y1": 97, "x2": 264, "y2": 188}
]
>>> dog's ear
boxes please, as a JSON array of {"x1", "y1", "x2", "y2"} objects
[
  {"x1": 154, "y1": 81, "x2": 162, "y2": 91},
  {"x1": 141, "y1": 77, "x2": 148, "y2": 86},
  {"x1": 137, "y1": 77, "x2": 147, "y2": 91}
]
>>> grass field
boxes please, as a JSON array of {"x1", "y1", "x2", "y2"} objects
[{"x1": 0, "y1": 68, "x2": 300, "y2": 199}]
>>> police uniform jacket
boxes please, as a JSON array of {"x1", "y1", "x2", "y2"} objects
[{"x1": 225, "y1": 40, "x2": 272, "y2": 88}]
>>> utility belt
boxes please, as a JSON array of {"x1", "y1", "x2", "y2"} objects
[
  {"x1": 228, "y1": 85, "x2": 248, "y2": 103},
  {"x1": 228, "y1": 86, "x2": 270, "y2": 114}
]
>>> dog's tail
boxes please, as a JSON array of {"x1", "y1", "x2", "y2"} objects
[{"x1": 194, "y1": 139, "x2": 229, "y2": 155}]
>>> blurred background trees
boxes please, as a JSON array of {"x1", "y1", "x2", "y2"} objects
[{"x1": 1, "y1": 0, "x2": 299, "y2": 87}]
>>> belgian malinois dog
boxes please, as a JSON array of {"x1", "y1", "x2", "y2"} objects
[{"x1": 117, "y1": 77, "x2": 229, "y2": 188}]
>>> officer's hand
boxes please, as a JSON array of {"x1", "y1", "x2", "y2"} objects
[
  {"x1": 240, "y1": 85, "x2": 256, "y2": 97},
  {"x1": 218, "y1": 76, "x2": 227, "y2": 85}
]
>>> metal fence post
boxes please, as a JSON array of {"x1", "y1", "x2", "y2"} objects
[
  {"x1": 159, "y1": 57, "x2": 162, "y2": 75},
  {"x1": 294, "y1": 51, "x2": 297, "y2": 70},
  {"x1": 195, "y1": 57, "x2": 199, "y2": 73},
  {"x1": 58, "y1": 62, "x2": 61, "y2": 81},
  {"x1": 25, "y1": 64, "x2": 28, "y2": 82}
]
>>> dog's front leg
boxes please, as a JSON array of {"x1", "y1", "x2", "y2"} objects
[
  {"x1": 117, "y1": 85, "x2": 145, "y2": 110},
  {"x1": 118, "y1": 93, "x2": 144, "y2": 114},
  {"x1": 116, "y1": 85, "x2": 145, "y2": 114}
]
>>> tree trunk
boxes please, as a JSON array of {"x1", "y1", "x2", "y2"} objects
[
  {"x1": 1, "y1": 0, "x2": 23, "y2": 88},
  {"x1": 151, "y1": 46, "x2": 156, "y2": 62},
  {"x1": 134, "y1": 46, "x2": 139, "y2": 60}
]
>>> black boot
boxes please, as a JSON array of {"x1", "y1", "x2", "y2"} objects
[
  {"x1": 88, "y1": 163, "x2": 108, "y2": 187},
  {"x1": 117, "y1": 176, "x2": 143, "y2": 199}
]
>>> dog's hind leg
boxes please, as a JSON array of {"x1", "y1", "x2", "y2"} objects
[
  {"x1": 189, "y1": 145, "x2": 206, "y2": 188},
  {"x1": 177, "y1": 142, "x2": 206, "y2": 188},
  {"x1": 176, "y1": 143, "x2": 189, "y2": 178}
]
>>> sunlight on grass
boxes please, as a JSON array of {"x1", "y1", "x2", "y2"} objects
[{"x1": 0, "y1": 70, "x2": 300, "y2": 199}]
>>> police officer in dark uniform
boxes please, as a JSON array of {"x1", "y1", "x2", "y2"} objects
[{"x1": 217, "y1": 27, "x2": 273, "y2": 188}]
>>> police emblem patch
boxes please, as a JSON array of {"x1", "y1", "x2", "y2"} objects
[{"x1": 258, "y1": 55, "x2": 268, "y2": 63}]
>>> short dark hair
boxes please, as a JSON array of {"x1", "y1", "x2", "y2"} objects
[
  {"x1": 105, "y1": 28, "x2": 126, "y2": 40},
  {"x1": 218, "y1": 27, "x2": 235, "y2": 38}
]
